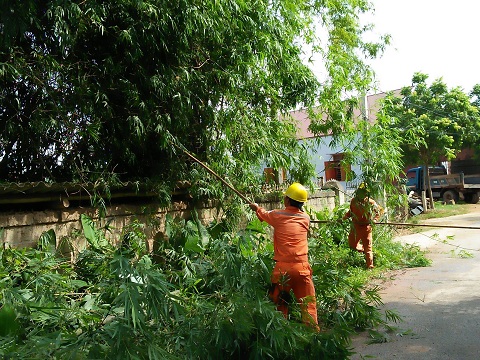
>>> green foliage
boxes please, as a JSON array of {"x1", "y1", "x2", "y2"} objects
[
  {"x1": 0, "y1": 203, "x2": 431, "y2": 358},
  {"x1": 450, "y1": 249, "x2": 474, "y2": 259},
  {"x1": 0, "y1": 304, "x2": 19, "y2": 336},
  {"x1": 80, "y1": 214, "x2": 112, "y2": 251},
  {"x1": 0, "y1": 1, "x2": 386, "y2": 202},
  {"x1": 307, "y1": 1, "x2": 390, "y2": 137},
  {"x1": 38, "y1": 229, "x2": 57, "y2": 253},
  {"x1": 310, "y1": 204, "x2": 431, "y2": 270},
  {"x1": 0, "y1": 217, "x2": 183, "y2": 359},
  {"x1": 372, "y1": 227, "x2": 432, "y2": 269},
  {"x1": 382, "y1": 73, "x2": 480, "y2": 167},
  {"x1": 308, "y1": 204, "x2": 430, "y2": 334}
]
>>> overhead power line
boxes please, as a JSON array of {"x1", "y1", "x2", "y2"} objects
[{"x1": 310, "y1": 220, "x2": 480, "y2": 230}]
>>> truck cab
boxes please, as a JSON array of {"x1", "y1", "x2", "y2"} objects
[
  {"x1": 406, "y1": 165, "x2": 480, "y2": 204},
  {"x1": 406, "y1": 166, "x2": 447, "y2": 193}
]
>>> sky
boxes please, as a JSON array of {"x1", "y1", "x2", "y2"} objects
[{"x1": 361, "y1": 0, "x2": 480, "y2": 94}]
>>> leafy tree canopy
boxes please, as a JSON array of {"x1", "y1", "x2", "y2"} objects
[
  {"x1": 470, "y1": 84, "x2": 480, "y2": 111},
  {"x1": 383, "y1": 73, "x2": 480, "y2": 168},
  {"x1": 0, "y1": 0, "x2": 385, "y2": 200}
]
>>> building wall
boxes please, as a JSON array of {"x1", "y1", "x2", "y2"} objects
[
  {"x1": 299, "y1": 136, "x2": 361, "y2": 193},
  {"x1": 289, "y1": 91, "x2": 403, "y2": 192}
]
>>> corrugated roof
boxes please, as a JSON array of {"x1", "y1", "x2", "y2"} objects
[{"x1": 0, "y1": 181, "x2": 144, "y2": 195}]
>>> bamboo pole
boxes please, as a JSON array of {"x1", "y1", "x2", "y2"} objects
[{"x1": 172, "y1": 142, "x2": 253, "y2": 205}]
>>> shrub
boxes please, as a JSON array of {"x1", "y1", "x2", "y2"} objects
[{"x1": 0, "y1": 206, "x2": 429, "y2": 359}]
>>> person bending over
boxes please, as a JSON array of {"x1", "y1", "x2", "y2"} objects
[{"x1": 343, "y1": 184, "x2": 383, "y2": 269}]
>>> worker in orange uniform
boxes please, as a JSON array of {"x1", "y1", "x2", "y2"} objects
[
  {"x1": 343, "y1": 184, "x2": 384, "y2": 269},
  {"x1": 249, "y1": 182, "x2": 318, "y2": 328}
]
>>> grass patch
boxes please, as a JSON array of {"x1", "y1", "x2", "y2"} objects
[
  {"x1": 400, "y1": 202, "x2": 476, "y2": 234},
  {"x1": 407, "y1": 201, "x2": 473, "y2": 223}
]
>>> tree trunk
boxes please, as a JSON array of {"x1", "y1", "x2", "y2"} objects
[{"x1": 424, "y1": 164, "x2": 435, "y2": 210}]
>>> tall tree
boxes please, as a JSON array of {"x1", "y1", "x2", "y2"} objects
[
  {"x1": 383, "y1": 73, "x2": 480, "y2": 208},
  {"x1": 470, "y1": 84, "x2": 480, "y2": 118},
  {"x1": 0, "y1": 0, "x2": 385, "y2": 201}
]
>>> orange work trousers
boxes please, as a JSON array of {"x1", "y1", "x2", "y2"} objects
[
  {"x1": 269, "y1": 261, "x2": 318, "y2": 326},
  {"x1": 348, "y1": 224, "x2": 374, "y2": 268}
]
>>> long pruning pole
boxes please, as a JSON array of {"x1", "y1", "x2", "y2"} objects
[
  {"x1": 170, "y1": 140, "x2": 253, "y2": 205},
  {"x1": 310, "y1": 220, "x2": 480, "y2": 230},
  {"x1": 168, "y1": 135, "x2": 479, "y2": 230},
  {"x1": 171, "y1": 141, "x2": 480, "y2": 230}
]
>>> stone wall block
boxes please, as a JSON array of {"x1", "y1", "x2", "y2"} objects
[{"x1": 1, "y1": 190, "x2": 336, "y2": 252}]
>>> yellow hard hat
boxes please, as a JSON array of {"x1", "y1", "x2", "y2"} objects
[
  {"x1": 284, "y1": 182, "x2": 308, "y2": 203},
  {"x1": 355, "y1": 182, "x2": 369, "y2": 197},
  {"x1": 357, "y1": 182, "x2": 371, "y2": 192}
]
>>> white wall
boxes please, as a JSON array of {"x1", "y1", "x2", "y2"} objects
[{"x1": 300, "y1": 135, "x2": 361, "y2": 194}]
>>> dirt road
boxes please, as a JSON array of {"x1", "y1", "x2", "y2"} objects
[{"x1": 350, "y1": 208, "x2": 480, "y2": 359}]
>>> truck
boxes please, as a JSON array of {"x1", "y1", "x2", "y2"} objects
[{"x1": 406, "y1": 166, "x2": 480, "y2": 204}]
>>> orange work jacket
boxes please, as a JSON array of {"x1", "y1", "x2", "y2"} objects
[
  {"x1": 255, "y1": 206, "x2": 310, "y2": 263},
  {"x1": 345, "y1": 197, "x2": 381, "y2": 225}
]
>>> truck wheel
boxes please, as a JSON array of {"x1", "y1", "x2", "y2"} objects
[
  {"x1": 465, "y1": 192, "x2": 480, "y2": 204},
  {"x1": 442, "y1": 190, "x2": 459, "y2": 203}
]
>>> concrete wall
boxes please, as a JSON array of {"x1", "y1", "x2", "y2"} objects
[{"x1": 1, "y1": 190, "x2": 336, "y2": 254}]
